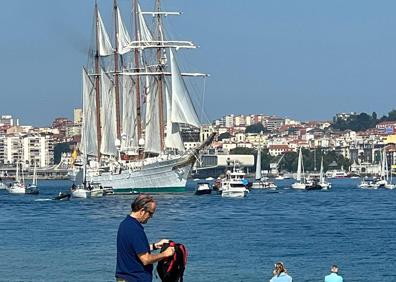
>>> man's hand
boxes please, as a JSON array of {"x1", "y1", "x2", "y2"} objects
[
  {"x1": 162, "y1": 246, "x2": 175, "y2": 257},
  {"x1": 154, "y1": 239, "x2": 170, "y2": 249}
]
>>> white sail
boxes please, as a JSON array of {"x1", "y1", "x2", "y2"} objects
[
  {"x1": 116, "y1": 6, "x2": 132, "y2": 55},
  {"x1": 100, "y1": 68, "x2": 118, "y2": 156},
  {"x1": 97, "y1": 9, "x2": 114, "y2": 56},
  {"x1": 255, "y1": 147, "x2": 262, "y2": 180},
  {"x1": 15, "y1": 162, "x2": 20, "y2": 183},
  {"x1": 81, "y1": 68, "x2": 98, "y2": 156},
  {"x1": 33, "y1": 162, "x2": 37, "y2": 186},
  {"x1": 120, "y1": 75, "x2": 138, "y2": 150},
  {"x1": 296, "y1": 147, "x2": 302, "y2": 181},
  {"x1": 144, "y1": 76, "x2": 161, "y2": 154},
  {"x1": 137, "y1": 3, "x2": 154, "y2": 43},
  {"x1": 165, "y1": 85, "x2": 184, "y2": 151},
  {"x1": 319, "y1": 157, "x2": 324, "y2": 183},
  {"x1": 170, "y1": 49, "x2": 200, "y2": 128}
]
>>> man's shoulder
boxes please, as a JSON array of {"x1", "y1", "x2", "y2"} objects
[{"x1": 324, "y1": 273, "x2": 343, "y2": 282}]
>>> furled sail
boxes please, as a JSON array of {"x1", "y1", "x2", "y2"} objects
[
  {"x1": 255, "y1": 146, "x2": 262, "y2": 180},
  {"x1": 116, "y1": 6, "x2": 132, "y2": 55},
  {"x1": 120, "y1": 75, "x2": 138, "y2": 150},
  {"x1": 100, "y1": 68, "x2": 118, "y2": 156},
  {"x1": 170, "y1": 49, "x2": 200, "y2": 128},
  {"x1": 81, "y1": 68, "x2": 98, "y2": 156},
  {"x1": 144, "y1": 76, "x2": 161, "y2": 154},
  {"x1": 97, "y1": 9, "x2": 114, "y2": 56},
  {"x1": 165, "y1": 85, "x2": 184, "y2": 151}
]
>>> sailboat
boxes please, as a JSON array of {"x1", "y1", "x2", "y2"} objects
[
  {"x1": 291, "y1": 147, "x2": 307, "y2": 189},
  {"x1": 26, "y1": 161, "x2": 39, "y2": 194},
  {"x1": 318, "y1": 157, "x2": 331, "y2": 189},
  {"x1": 6, "y1": 162, "x2": 26, "y2": 194},
  {"x1": 251, "y1": 134, "x2": 276, "y2": 189},
  {"x1": 72, "y1": 0, "x2": 215, "y2": 194},
  {"x1": 384, "y1": 149, "x2": 395, "y2": 189}
]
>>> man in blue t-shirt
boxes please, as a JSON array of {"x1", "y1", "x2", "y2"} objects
[
  {"x1": 115, "y1": 195, "x2": 175, "y2": 282},
  {"x1": 324, "y1": 265, "x2": 343, "y2": 282}
]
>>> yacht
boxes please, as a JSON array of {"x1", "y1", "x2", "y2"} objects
[{"x1": 220, "y1": 165, "x2": 249, "y2": 198}]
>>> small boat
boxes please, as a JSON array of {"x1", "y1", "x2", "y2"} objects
[
  {"x1": 195, "y1": 182, "x2": 212, "y2": 195},
  {"x1": 6, "y1": 163, "x2": 26, "y2": 194},
  {"x1": 90, "y1": 183, "x2": 104, "y2": 197},
  {"x1": 71, "y1": 184, "x2": 91, "y2": 198},
  {"x1": 317, "y1": 157, "x2": 331, "y2": 190},
  {"x1": 291, "y1": 148, "x2": 307, "y2": 190},
  {"x1": 0, "y1": 181, "x2": 7, "y2": 190},
  {"x1": 53, "y1": 192, "x2": 71, "y2": 201},
  {"x1": 26, "y1": 162, "x2": 39, "y2": 194},
  {"x1": 252, "y1": 139, "x2": 277, "y2": 190},
  {"x1": 7, "y1": 182, "x2": 26, "y2": 194}
]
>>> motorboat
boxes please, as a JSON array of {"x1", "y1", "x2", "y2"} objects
[
  {"x1": 195, "y1": 182, "x2": 212, "y2": 195},
  {"x1": 251, "y1": 179, "x2": 277, "y2": 189},
  {"x1": 220, "y1": 165, "x2": 249, "y2": 198},
  {"x1": 25, "y1": 185, "x2": 39, "y2": 195},
  {"x1": 0, "y1": 181, "x2": 7, "y2": 190},
  {"x1": 90, "y1": 184, "x2": 104, "y2": 197},
  {"x1": 53, "y1": 192, "x2": 71, "y2": 201}
]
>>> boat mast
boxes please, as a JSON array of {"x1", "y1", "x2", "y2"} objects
[
  {"x1": 94, "y1": 1, "x2": 102, "y2": 160},
  {"x1": 113, "y1": 0, "x2": 122, "y2": 140},
  {"x1": 155, "y1": 0, "x2": 165, "y2": 151},
  {"x1": 133, "y1": 0, "x2": 143, "y2": 150}
]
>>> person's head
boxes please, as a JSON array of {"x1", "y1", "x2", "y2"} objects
[
  {"x1": 331, "y1": 265, "x2": 339, "y2": 274},
  {"x1": 130, "y1": 195, "x2": 156, "y2": 224},
  {"x1": 273, "y1": 261, "x2": 287, "y2": 277}
]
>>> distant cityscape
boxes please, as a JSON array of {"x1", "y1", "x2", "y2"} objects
[{"x1": 1, "y1": 110, "x2": 396, "y2": 175}]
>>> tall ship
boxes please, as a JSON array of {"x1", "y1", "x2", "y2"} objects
[{"x1": 73, "y1": 0, "x2": 214, "y2": 193}]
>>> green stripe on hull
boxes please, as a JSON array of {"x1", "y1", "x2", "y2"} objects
[{"x1": 113, "y1": 186, "x2": 186, "y2": 194}]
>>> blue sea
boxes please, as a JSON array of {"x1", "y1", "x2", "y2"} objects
[{"x1": 1, "y1": 178, "x2": 395, "y2": 282}]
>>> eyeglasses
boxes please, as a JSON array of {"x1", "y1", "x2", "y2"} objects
[{"x1": 145, "y1": 209, "x2": 155, "y2": 217}]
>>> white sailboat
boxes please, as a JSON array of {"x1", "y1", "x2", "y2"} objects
[
  {"x1": 72, "y1": 0, "x2": 215, "y2": 194},
  {"x1": 7, "y1": 162, "x2": 26, "y2": 194},
  {"x1": 384, "y1": 150, "x2": 395, "y2": 189},
  {"x1": 251, "y1": 135, "x2": 276, "y2": 189},
  {"x1": 26, "y1": 161, "x2": 39, "y2": 194},
  {"x1": 318, "y1": 157, "x2": 331, "y2": 189},
  {"x1": 291, "y1": 148, "x2": 307, "y2": 189}
]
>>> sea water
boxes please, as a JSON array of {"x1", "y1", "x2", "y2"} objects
[{"x1": 0, "y1": 179, "x2": 395, "y2": 281}]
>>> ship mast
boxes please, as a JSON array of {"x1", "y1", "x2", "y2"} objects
[
  {"x1": 155, "y1": 0, "x2": 165, "y2": 151},
  {"x1": 94, "y1": 1, "x2": 102, "y2": 160},
  {"x1": 133, "y1": 0, "x2": 143, "y2": 151},
  {"x1": 113, "y1": 0, "x2": 122, "y2": 140}
]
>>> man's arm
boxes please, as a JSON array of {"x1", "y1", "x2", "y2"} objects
[{"x1": 138, "y1": 246, "x2": 174, "y2": 266}]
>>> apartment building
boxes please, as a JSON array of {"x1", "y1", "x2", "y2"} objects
[{"x1": 0, "y1": 135, "x2": 54, "y2": 167}]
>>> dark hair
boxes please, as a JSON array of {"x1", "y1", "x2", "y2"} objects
[
  {"x1": 131, "y1": 195, "x2": 155, "y2": 212},
  {"x1": 274, "y1": 262, "x2": 287, "y2": 277}
]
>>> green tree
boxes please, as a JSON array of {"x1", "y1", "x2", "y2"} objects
[
  {"x1": 245, "y1": 123, "x2": 269, "y2": 134},
  {"x1": 54, "y1": 142, "x2": 73, "y2": 164},
  {"x1": 217, "y1": 132, "x2": 231, "y2": 141}
]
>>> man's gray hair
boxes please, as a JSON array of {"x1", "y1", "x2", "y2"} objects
[{"x1": 131, "y1": 195, "x2": 155, "y2": 212}]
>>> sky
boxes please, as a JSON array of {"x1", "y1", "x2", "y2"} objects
[{"x1": 1, "y1": 0, "x2": 396, "y2": 127}]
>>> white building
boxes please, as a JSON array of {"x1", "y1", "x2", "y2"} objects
[{"x1": 0, "y1": 135, "x2": 54, "y2": 167}]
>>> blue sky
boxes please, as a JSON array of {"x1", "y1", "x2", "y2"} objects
[{"x1": 1, "y1": 0, "x2": 396, "y2": 126}]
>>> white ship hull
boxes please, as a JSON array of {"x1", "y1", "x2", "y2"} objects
[{"x1": 76, "y1": 156, "x2": 193, "y2": 194}]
